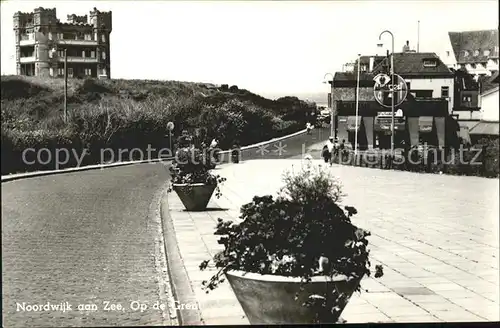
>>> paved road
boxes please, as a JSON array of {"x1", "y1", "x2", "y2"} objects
[
  {"x1": 2, "y1": 163, "x2": 174, "y2": 327},
  {"x1": 220, "y1": 126, "x2": 330, "y2": 162},
  {"x1": 1, "y1": 126, "x2": 328, "y2": 327}
]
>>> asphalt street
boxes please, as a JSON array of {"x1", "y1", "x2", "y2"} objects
[
  {"x1": 223, "y1": 126, "x2": 330, "y2": 161},
  {"x1": 1, "y1": 163, "x2": 173, "y2": 327},
  {"x1": 1, "y1": 128, "x2": 327, "y2": 327}
]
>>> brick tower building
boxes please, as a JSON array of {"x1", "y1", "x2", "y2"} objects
[{"x1": 13, "y1": 7, "x2": 112, "y2": 78}]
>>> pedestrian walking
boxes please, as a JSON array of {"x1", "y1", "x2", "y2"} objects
[
  {"x1": 339, "y1": 139, "x2": 346, "y2": 163},
  {"x1": 210, "y1": 138, "x2": 218, "y2": 148},
  {"x1": 306, "y1": 122, "x2": 312, "y2": 135},
  {"x1": 326, "y1": 137, "x2": 335, "y2": 166}
]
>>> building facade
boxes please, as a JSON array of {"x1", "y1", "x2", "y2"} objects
[
  {"x1": 13, "y1": 7, "x2": 112, "y2": 79},
  {"x1": 333, "y1": 44, "x2": 460, "y2": 149},
  {"x1": 443, "y1": 29, "x2": 499, "y2": 76},
  {"x1": 479, "y1": 72, "x2": 499, "y2": 122}
]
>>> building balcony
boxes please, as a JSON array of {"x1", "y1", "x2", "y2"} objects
[
  {"x1": 19, "y1": 57, "x2": 35, "y2": 63},
  {"x1": 55, "y1": 39, "x2": 98, "y2": 46},
  {"x1": 454, "y1": 90, "x2": 480, "y2": 110}
]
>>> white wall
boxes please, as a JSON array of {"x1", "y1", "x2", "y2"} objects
[
  {"x1": 405, "y1": 77, "x2": 455, "y2": 113},
  {"x1": 480, "y1": 89, "x2": 499, "y2": 121},
  {"x1": 456, "y1": 111, "x2": 482, "y2": 120},
  {"x1": 438, "y1": 43, "x2": 457, "y2": 69}
]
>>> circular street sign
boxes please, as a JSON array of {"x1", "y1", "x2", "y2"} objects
[
  {"x1": 373, "y1": 73, "x2": 408, "y2": 108},
  {"x1": 166, "y1": 121, "x2": 175, "y2": 131}
]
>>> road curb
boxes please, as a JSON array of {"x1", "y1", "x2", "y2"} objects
[
  {"x1": 217, "y1": 128, "x2": 308, "y2": 155},
  {"x1": 1, "y1": 158, "x2": 172, "y2": 183},
  {"x1": 160, "y1": 185, "x2": 204, "y2": 326},
  {"x1": 1, "y1": 129, "x2": 309, "y2": 182}
]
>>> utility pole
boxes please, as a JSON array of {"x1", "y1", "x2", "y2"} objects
[
  {"x1": 64, "y1": 48, "x2": 68, "y2": 123},
  {"x1": 354, "y1": 54, "x2": 361, "y2": 155}
]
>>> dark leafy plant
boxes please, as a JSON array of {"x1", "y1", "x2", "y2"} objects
[
  {"x1": 167, "y1": 141, "x2": 226, "y2": 198},
  {"x1": 200, "y1": 163, "x2": 383, "y2": 323}
]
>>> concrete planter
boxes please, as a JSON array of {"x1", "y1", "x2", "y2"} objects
[
  {"x1": 226, "y1": 270, "x2": 362, "y2": 324},
  {"x1": 172, "y1": 183, "x2": 216, "y2": 211}
]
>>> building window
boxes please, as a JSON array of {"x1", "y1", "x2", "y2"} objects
[
  {"x1": 441, "y1": 86, "x2": 449, "y2": 98},
  {"x1": 49, "y1": 68, "x2": 54, "y2": 76},
  {"x1": 415, "y1": 90, "x2": 433, "y2": 98},
  {"x1": 68, "y1": 68, "x2": 74, "y2": 77},
  {"x1": 48, "y1": 32, "x2": 52, "y2": 40},
  {"x1": 85, "y1": 68, "x2": 92, "y2": 76},
  {"x1": 474, "y1": 49, "x2": 479, "y2": 56},
  {"x1": 102, "y1": 52, "x2": 106, "y2": 60},
  {"x1": 57, "y1": 68, "x2": 64, "y2": 76},
  {"x1": 101, "y1": 34, "x2": 106, "y2": 42},
  {"x1": 484, "y1": 49, "x2": 491, "y2": 56},
  {"x1": 463, "y1": 96, "x2": 472, "y2": 102},
  {"x1": 58, "y1": 50, "x2": 65, "y2": 58},
  {"x1": 423, "y1": 60, "x2": 437, "y2": 67},
  {"x1": 85, "y1": 33, "x2": 92, "y2": 40},
  {"x1": 470, "y1": 63, "x2": 476, "y2": 69},
  {"x1": 82, "y1": 50, "x2": 86, "y2": 58},
  {"x1": 91, "y1": 51, "x2": 95, "y2": 58}
]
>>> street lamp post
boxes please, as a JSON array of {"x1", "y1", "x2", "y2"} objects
[
  {"x1": 378, "y1": 30, "x2": 395, "y2": 155},
  {"x1": 323, "y1": 73, "x2": 335, "y2": 138},
  {"x1": 354, "y1": 54, "x2": 361, "y2": 155},
  {"x1": 51, "y1": 47, "x2": 68, "y2": 123}
]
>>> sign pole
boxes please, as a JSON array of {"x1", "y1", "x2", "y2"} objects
[{"x1": 390, "y1": 39, "x2": 395, "y2": 156}]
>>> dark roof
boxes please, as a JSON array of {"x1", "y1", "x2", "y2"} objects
[
  {"x1": 479, "y1": 71, "x2": 500, "y2": 94},
  {"x1": 333, "y1": 72, "x2": 374, "y2": 82},
  {"x1": 490, "y1": 70, "x2": 499, "y2": 83},
  {"x1": 335, "y1": 52, "x2": 452, "y2": 83},
  {"x1": 449, "y1": 29, "x2": 499, "y2": 64},
  {"x1": 469, "y1": 121, "x2": 499, "y2": 135},
  {"x1": 371, "y1": 52, "x2": 453, "y2": 77}
]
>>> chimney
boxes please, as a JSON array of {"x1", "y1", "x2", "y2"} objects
[
  {"x1": 369, "y1": 57, "x2": 374, "y2": 72},
  {"x1": 403, "y1": 40, "x2": 410, "y2": 53}
]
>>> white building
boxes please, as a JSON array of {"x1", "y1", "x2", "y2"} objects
[{"x1": 479, "y1": 72, "x2": 499, "y2": 121}]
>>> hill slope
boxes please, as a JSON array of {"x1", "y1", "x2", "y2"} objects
[{"x1": 1, "y1": 76, "x2": 317, "y2": 174}]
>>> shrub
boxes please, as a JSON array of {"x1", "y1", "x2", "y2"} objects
[{"x1": 200, "y1": 163, "x2": 383, "y2": 322}]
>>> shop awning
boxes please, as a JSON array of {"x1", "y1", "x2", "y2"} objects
[
  {"x1": 469, "y1": 121, "x2": 500, "y2": 136},
  {"x1": 418, "y1": 116, "x2": 434, "y2": 132},
  {"x1": 346, "y1": 116, "x2": 362, "y2": 131}
]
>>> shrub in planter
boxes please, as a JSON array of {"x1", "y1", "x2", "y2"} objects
[
  {"x1": 200, "y1": 163, "x2": 383, "y2": 324},
  {"x1": 168, "y1": 144, "x2": 226, "y2": 211}
]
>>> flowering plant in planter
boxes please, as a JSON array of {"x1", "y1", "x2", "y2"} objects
[
  {"x1": 167, "y1": 145, "x2": 226, "y2": 210},
  {"x1": 199, "y1": 162, "x2": 383, "y2": 323}
]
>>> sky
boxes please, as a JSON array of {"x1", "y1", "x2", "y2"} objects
[{"x1": 1, "y1": 0, "x2": 498, "y2": 99}]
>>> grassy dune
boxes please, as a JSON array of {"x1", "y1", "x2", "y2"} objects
[{"x1": 1, "y1": 76, "x2": 317, "y2": 174}]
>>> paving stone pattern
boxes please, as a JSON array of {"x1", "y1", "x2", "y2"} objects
[
  {"x1": 2, "y1": 164, "x2": 177, "y2": 327},
  {"x1": 168, "y1": 159, "x2": 499, "y2": 324}
]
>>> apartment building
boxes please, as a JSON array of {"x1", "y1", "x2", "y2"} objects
[{"x1": 13, "y1": 7, "x2": 112, "y2": 79}]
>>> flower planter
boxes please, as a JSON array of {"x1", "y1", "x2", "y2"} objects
[
  {"x1": 172, "y1": 183, "x2": 216, "y2": 211},
  {"x1": 226, "y1": 270, "x2": 362, "y2": 324}
]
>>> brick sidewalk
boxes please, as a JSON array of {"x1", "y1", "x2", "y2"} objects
[{"x1": 165, "y1": 159, "x2": 499, "y2": 324}]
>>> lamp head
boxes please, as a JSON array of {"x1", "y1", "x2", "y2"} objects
[{"x1": 377, "y1": 43, "x2": 384, "y2": 48}]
